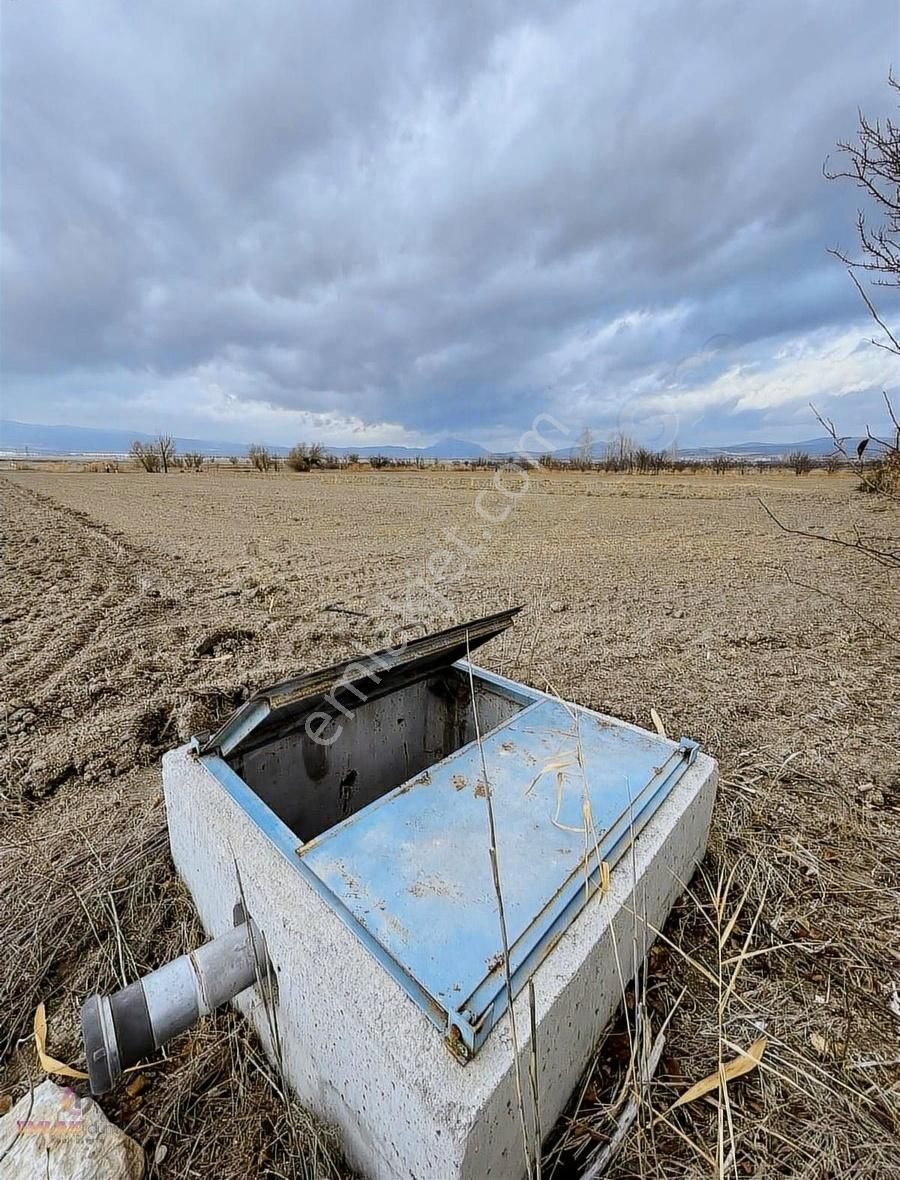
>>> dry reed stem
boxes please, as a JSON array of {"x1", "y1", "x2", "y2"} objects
[{"x1": 465, "y1": 633, "x2": 537, "y2": 1180}]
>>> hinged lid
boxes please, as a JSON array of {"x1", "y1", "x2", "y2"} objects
[{"x1": 198, "y1": 606, "x2": 521, "y2": 757}]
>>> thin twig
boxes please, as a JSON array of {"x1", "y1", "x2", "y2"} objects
[
  {"x1": 847, "y1": 269, "x2": 900, "y2": 355},
  {"x1": 579, "y1": 1030, "x2": 666, "y2": 1179}
]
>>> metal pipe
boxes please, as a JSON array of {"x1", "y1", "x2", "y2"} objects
[{"x1": 80, "y1": 919, "x2": 266, "y2": 1094}]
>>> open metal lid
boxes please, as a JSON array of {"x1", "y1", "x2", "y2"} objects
[{"x1": 198, "y1": 606, "x2": 521, "y2": 757}]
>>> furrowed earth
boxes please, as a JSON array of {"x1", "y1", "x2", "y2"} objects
[{"x1": 1, "y1": 466, "x2": 898, "y2": 1178}]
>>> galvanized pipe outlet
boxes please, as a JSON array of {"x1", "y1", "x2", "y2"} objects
[{"x1": 80, "y1": 919, "x2": 266, "y2": 1094}]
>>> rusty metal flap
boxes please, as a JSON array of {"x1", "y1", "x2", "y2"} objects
[{"x1": 198, "y1": 606, "x2": 521, "y2": 757}]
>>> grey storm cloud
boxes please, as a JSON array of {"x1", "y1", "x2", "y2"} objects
[{"x1": 2, "y1": 0, "x2": 898, "y2": 446}]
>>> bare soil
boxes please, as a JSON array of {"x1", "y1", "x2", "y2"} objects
[{"x1": 1, "y1": 467, "x2": 898, "y2": 1178}]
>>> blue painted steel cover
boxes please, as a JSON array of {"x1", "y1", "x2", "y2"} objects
[{"x1": 298, "y1": 691, "x2": 697, "y2": 1059}]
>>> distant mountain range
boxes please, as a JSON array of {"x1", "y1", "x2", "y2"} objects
[
  {"x1": 549, "y1": 436, "x2": 871, "y2": 461},
  {"x1": 0, "y1": 418, "x2": 872, "y2": 462},
  {"x1": 0, "y1": 419, "x2": 486, "y2": 460},
  {"x1": 675, "y1": 437, "x2": 870, "y2": 458}
]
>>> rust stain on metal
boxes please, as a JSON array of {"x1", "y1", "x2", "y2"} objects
[
  {"x1": 543, "y1": 931, "x2": 564, "y2": 956},
  {"x1": 385, "y1": 913, "x2": 411, "y2": 945},
  {"x1": 396, "y1": 769, "x2": 432, "y2": 796},
  {"x1": 409, "y1": 873, "x2": 462, "y2": 900},
  {"x1": 338, "y1": 865, "x2": 363, "y2": 898},
  {"x1": 451, "y1": 774, "x2": 467, "y2": 791}
]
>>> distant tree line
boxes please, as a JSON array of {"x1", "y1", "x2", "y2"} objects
[
  {"x1": 248, "y1": 442, "x2": 363, "y2": 471},
  {"x1": 534, "y1": 431, "x2": 845, "y2": 476},
  {"x1": 124, "y1": 433, "x2": 879, "y2": 481}
]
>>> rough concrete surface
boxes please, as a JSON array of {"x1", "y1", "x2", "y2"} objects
[{"x1": 163, "y1": 731, "x2": 716, "y2": 1180}]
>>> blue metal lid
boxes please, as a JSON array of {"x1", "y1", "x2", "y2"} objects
[{"x1": 299, "y1": 689, "x2": 698, "y2": 1060}]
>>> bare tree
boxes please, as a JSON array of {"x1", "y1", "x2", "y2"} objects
[
  {"x1": 574, "y1": 427, "x2": 594, "y2": 470},
  {"x1": 604, "y1": 432, "x2": 635, "y2": 473},
  {"x1": 248, "y1": 443, "x2": 273, "y2": 472},
  {"x1": 826, "y1": 74, "x2": 900, "y2": 355},
  {"x1": 788, "y1": 450, "x2": 813, "y2": 476},
  {"x1": 156, "y1": 434, "x2": 176, "y2": 474},
  {"x1": 812, "y1": 398, "x2": 900, "y2": 497},
  {"x1": 761, "y1": 78, "x2": 900, "y2": 585},
  {"x1": 633, "y1": 446, "x2": 667, "y2": 474},
  {"x1": 711, "y1": 454, "x2": 737, "y2": 475},
  {"x1": 813, "y1": 78, "x2": 900, "y2": 501},
  {"x1": 130, "y1": 440, "x2": 159, "y2": 472},
  {"x1": 286, "y1": 443, "x2": 311, "y2": 472}
]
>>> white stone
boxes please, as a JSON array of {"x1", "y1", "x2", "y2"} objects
[
  {"x1": 163, "y1": 716, "x2": 716, "y2": 1180},
  {"x1": 0, "y1": 1080, "x2": 144, "y2": 1180}
]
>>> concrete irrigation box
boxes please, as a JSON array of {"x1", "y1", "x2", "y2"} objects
[{"x1": 162, "y1": 609, "x2": 717, "y2": 1180}]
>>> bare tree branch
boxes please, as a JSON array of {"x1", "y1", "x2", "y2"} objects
[
  {"x1": 757, "y1": 498, "x2": 899, "y2": 569},
  {"x1": 846, "y1": 270, "x2": 900, "y2": 355}
]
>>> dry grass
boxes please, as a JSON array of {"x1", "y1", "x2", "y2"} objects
[
  {"x1": 0, "y1": 770, "x2": 350, "y2": 1178},
  {"x1": 1, "y1": 469, "x2": 898, "y2": 1178},
  {"x1": 865, "y1": 449, "x2": 900, "y2": 497},
  {"x1": 543, "y1": 766, "x2": 900, "y2": 1178}
]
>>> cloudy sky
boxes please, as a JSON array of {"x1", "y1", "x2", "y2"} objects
[{"x1": 2, "y1": 1, "x2": 898, "y2": 450}]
